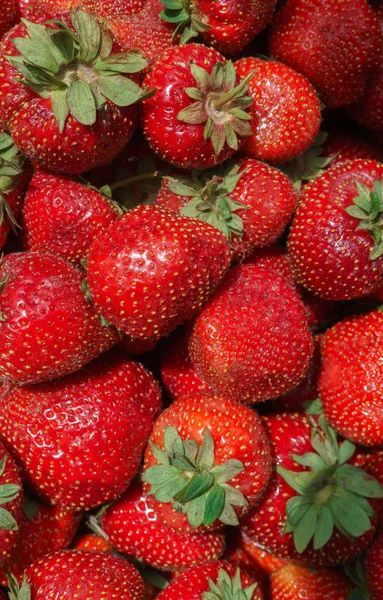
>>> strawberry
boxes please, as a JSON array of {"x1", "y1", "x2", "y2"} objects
[
  {"x1": 270, "y1": 563, "x2": 352, "y2": 599},
  {"x1": 365, "y1": 532, "x2": 383, "y2": 599},
  {"x1": 155, "y1": 158, "x2": 297, "y2": 262},
  {"x1": 353, "y1": 448, "x2": 383, "y2": 529},
  {"x1": 86, "y1": 205, "x2": 232, "y2": 343},
  {"x1": 140, "y1": 44, "x2": 254, "y2": 169},
  {"x1": 234, "y1": 56, "x2": 321, "y2": 164},
  {"x1": 0, "y1": 252, "x2": 118, "y2": 385},
  {"x1": 236, "y1": 534, "x2": 287, "y2": 576},
  {"x1": 188, "y1": 262, "x2": 313, "y2": 404},
  {"x1": 319, "y1": 308, "x2": 383, "y2": 447},
  {"x1": 269, "y1": 0, "x2": 382, "y2": 108},
  {"x1": 0, "y1": 441, "x2": 23, "y2": 569},
  {"x1": 155, "y1": 561, "x2": 263, "y2": 600},
  {"x1": 242, "y1": 413, "x2": 383, "y2": 566},
  {"x1": 0, "y1": 0, "x2": 17, "y2": 40},
  {"x1": 142, "y1": 394, "x2": 272, "y2": 533},
  {"x1": 0, "y1": 351, "x2": 161, "y2": 509},
  {"x1": 0, "y1": 10, "x2": 154, "y2": 174},
  {"x1": 72, "y1": 533, "x2": 113, "y2": 552},
  {"x1": 101, "y1": 479, "x2": 225, "y2": 570},
  {"x1": 158, "y1": 0, "x2": 276, "y2": 54},
  {"x1": 288, "y1": 159, "x2": 383, "y2": 300},
  {"x1": 22, "y1": 170, "x2": 120, "y2": 265},
  {"x1": 31, "y1": 0, "x2": 146, "y2": 21}
]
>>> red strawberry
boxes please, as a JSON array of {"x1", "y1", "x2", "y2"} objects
[
  {"x1": 0, "y1": 11, "x2": 153, "y2": 174},
  {"x1": 86, "y1": 205, "x2": 232, "y2": 343},
  {"x1": 188, "y1": 262, "x2": 313, "y2": 404},
  {"x1": 270, "y1": 563, "x2": 352, "y2": 599},
  {"x1": 140, "y1": 44, "x2": 254, "y2": 169},
  {"x1": 101, "y1": 479, "x2": 225, "y2": 570},
  {"x1": 142, "y1": 394, "x2": 272, "y2": 533},
  {"x1": 365, "y1": 532, "x2": 383, "y2": 599},
  {"x1": 288, "y1": 159, "x2": 383, "y2": 300},
  {"x1": 0, "y1": 351, "x2": 161, "y2": 509},
  {"x1": 32, "y1": 0, "x2": 146, "y2": 21},
  {"x1": 234, "y1": 56, "x2": 321, "y2": 164},
  {"x1": 22, "y1": 170, "x2": 120, "y2": 265},
  {"x1": 155, "y1": 158, "x2": 297, "y2": 262},
  {"x1": 0, "y1": 0, "x2": 17, "y2": 42},
  {"x1": 0, "y1": 440, "x2": 23, "y2": 569},
  {"x1": 237, "y1": 534, "x2": 287, "y2": 576},
  {"x1": 319, "y1": 308, "x2": 383, "y2": 447},
  {"x1": 353, "y1": 447, "x2": 383, "y2": 528},
  {"x1": 73, "y1": 533, "x2": 113, "y2": 552},
  {"x1": 0, "y1": 252, "x2": 117, "y2": 385},
  {"x1": 242, "y1": 413, "x2": 382, "y2": 566},
  {"x1": 269, "y1": 0, "x2": 382, "y2": 108}
]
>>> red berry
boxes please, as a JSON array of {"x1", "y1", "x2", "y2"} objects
[
  {"x1": 365, "y1": 532, "x2": 383, "y2": 599},
  {"x1": 0, "y1": 440, "x2": 23, "y2": 569},
  {"x1": 270, "y1": 563, "x2": 352, "y2": 599}
]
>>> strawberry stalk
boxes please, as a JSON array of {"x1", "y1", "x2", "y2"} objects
[
  {"x1": 201, "y1": 567, "x2": 258, "y2": 600},
  {"x1": 0, "y1": 456, "x2": 21, "y2": 531},
  {"x1": 345, "y1": 179, "x2": 383, "y2": 259},
  {"x1": 159, "y1": 0, "x2": 212, "y2": 44}
]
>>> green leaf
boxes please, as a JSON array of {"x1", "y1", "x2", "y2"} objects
[
  {"x1": 0, "y1": 506, "x2": 18, "y2": 530},
  {"x1": 177, "y1": 101, "x2": 207, "y2": 124},
  {"x1": 67, "y1": 80, "x2": 97, "y2": 126},
  {"x1": 219, "y1": 500, "x2": 239, "y2": 526},
  {"x1": 167, "y1": 176, "x2": 201, "y2": 197},
  {"x1": 98, "y1": 75, "x2": 149, "y2": 107},
  {"x1": 12, "y1": 36, "x2": 59, "y2": 73},
  {"x1": 51, "y1": 29, "x2": 75, "y2": 63},
  {"x1": 197, "y1": 429, "x2": 215, "y2": 470},
  {"x1": 0, "y1": 456, "x2": 6, "y2": 477},
  {"x1": 293, "y1": 504, "x2": 318, "y2": 553},
  {"x1": 221, "y1": 484, "x2": 248, "y2": 508},
  {"x1": 338, "y1": 440, "x2": 356, "y2": 465},
  {"x1": 290, "y1": 452, "x2": 326, "y2": 471},
  {"x1": 143, "y1": 465, "x2": 180, "y2": 486},
  {"x1": 148, "y1": 440, "x2": 169, "y2": 466},
  {"x1": 95, "y1": 52, "x2": 148, "y2": 74},
  {"x1": 211, "y1": 459, "x2": 244, "y2": 484},
  {"x1": 7, "y1": 574, "x2": 31, "y2": 600},
  {"x1": 285, "y1": 495, "x2": 312, "y2": 525},
  {"x1": 313, "y1": 504, "x2": 333, "y2": 549},
  {"x1": 186, "y1": 494, "x2": 206, "y2": 528},
  {"x1": 51, "y1": 88, "x2": 69, "y2": 133},
  {"x1": 337, "y1": 464, "x2": 383, "y2": 498},
  {"x1": 149, "y1": 475, "x2": 188, "y2": 503},
  {"x1": 345, "y1": 205, "x2": 369, "y2": 220},
  {"x1": 329, "y1": 495, "x2": 372, "y2": 537},
  {"x1": 164, "y1": 426, "x2": 184, "y2": 456},
  {"x1": 183, "y1": 440, "x2": 199, "y2": 464},
  {"x1": 0, "y1": 484, "x2": 21, "y2": 504},
  {"x1": 203, "y1": 484, "x2": 225, "y2": 526},
  {"x1": 277, "y1": 466, "x2": 320, "y2": 495},
  {"x1": 176, "y1": 472, "x2": 214, "y2": 503},
  {"x1": 71, "y1": 8, "x2": 101, "y2": 63}
]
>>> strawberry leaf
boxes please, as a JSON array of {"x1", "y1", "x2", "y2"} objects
[{"x1": 67, "y1": 80, "x2": 96, "y2": 126}]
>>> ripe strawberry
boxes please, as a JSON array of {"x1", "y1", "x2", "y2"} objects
[
  {"x1": 188, "y1": 262, "x2": 313, "y2": 404},
  {"x1": 155, "y1": 159, "x2": 297, "y2": 262},
  {"x1": 269, "y1": 0, "x2": 382, "y2": 108},
  {"x1": 0, "y1": 441, "x2": 23, "y2": 569},
  {"x1": 365, "y1": 532, "x2": 383, "y2": 599},
  {"x1": 270, "y1": 563, "x2": 352, "y2": 599},
  {"x1": 0, "y1": 351, "x2": 161, "y2": 509},
  {"x1": 15, "y1": 0, "x2": 36, "y2": 18},
  {"x1": 0, "y1": 0, "x2": 17, "y2": 41},
  {"x1": 140, "y1": 44, "x2": 254, "y2": 169},
  {"x1": 353, "y1": 447, "x2": 383, "y2": 529},
  {"x1": 101, "y1": 479, "x2": 225, "y2": 570},
  {"x1": 319, "y1": 308, "x2": 383, "y2": 447},
  {"x1": 288, "y1": 159, "x2": 383, "y2": 300},
  {"x1": 243, "y1": 413, "x2": 382, "y2": 566},
  {"x1": 22, "y1": 170, "x2": 120, "y2": 265},
  {"x1": 0, "y1": 10, "x2": 153, "y2": 174},
  {"x1": 32, "y1": 0, "x2": 145, "y2": 21},
  {"x1": 72, "y1": 533, "x2": 113, "y2": 552},
  {"x1": 0, "y1": 252, "x2": 118, "y2": 385},
  {"x1": 234, "y1": 56, "x2": 321, "y2": 164},
  {"x1": 236, "y1": 534, "x2": 287, "y2": 576},
  {"x1": 142, "y1": 394, "x2": 272, "y2": 533},
  {"x1": 86, "y1": 205, "x2": 232, "y2": 343}
]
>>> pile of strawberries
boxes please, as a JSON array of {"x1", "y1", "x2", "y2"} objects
[{"x1": 1, "y1": 0, "x2": 383, "y2": 598}]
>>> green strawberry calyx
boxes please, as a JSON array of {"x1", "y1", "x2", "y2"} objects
[
  {"x1": 159, "y1": 0, "x2": 212, "y2": 44},
  {"x1": 8, "y1": 9, "x2": 155, "y2": 133},
  {"x1": 202, "y1": 567, "x2": 258, "y2": 600},
  {"x1": 0, "y1": 133, "x2": 25, "y2": 233},
  {"x1": 345, "y1": 560, "x2": 371, "y2": 600},
  {"x1": 177, "y1": 61, "x2": 254, "y2": 157},
  {"x1": 143, "y1": 426, "x2": 248, "y2": 528},
  {"x1": 166, "y1": 162, "x2": 247, "y2": 239},
  {"x1": 345, "y1": 179, "x2": 383, "y2": 260},
  {"x1": 0, "y1": 456, "x2": 21, "y2": 532},
  {"x1": 278, "y1": 416, "x2": 383, "y2": 554},
  {"x1": 7, "y1": 574, "x2": 31, "y2": 600}
]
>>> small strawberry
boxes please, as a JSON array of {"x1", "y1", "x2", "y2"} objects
[
  {"x1": 188, "y1": 262, "x2": 313, "y2": 404},
  {"x1": 140, "y1": 44, "x2": 254, "y2": 169},
  {"x1": 72, "y1": 533, "x2": 113, "y2": 552},
  {"x1": 270, "y1": 563, "x2": 352, "y2": 599},
  {"x1": 155, "y1": 158, "x2": 297, "y2": 262},
  {"x1": 236, "y1": 534, "x2": 287, "y2": 576},
  {"x1": 22, "y1": 170, "x2": 120, "y2": 265},
  {"x1": 269, "y1": 0, "x2": 382, "y2": 108},
  {"x1": 234, "y1": 56, "x2": 321, "y2": 164},
  {"x1": 0, "y1": 441, "x2": 23, "y2": 569},
  {"x1": 0, "y1": 252, "x2": 117, "y2": 385},
  {"x1": 142, "y1": 394, "x2": 272, "y2": 533},
  {"x1": 0, "y1": 0, "x2": 17, "y2": 39},
  {"x1": 0, "y1": 351, "x2": 161, "y2": 509},
  {"x1": 86, "y1": 205, "x2": 232, "y2": 343},
  {"x1": 365, "y1": 532, "x2": 383, "y2": 599}
]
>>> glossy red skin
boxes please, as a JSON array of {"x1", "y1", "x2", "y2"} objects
[
  {"x1": 0, "y1": 440, "x2": 23, "y2": 569},
  {"x1": 0, "y1": 252, "x2": 118, "y2": 385},
  {"x1": 24, "y1": 550, "x2": 145, "y2": 599},
  {"x1": 141, "y1": 44, "x2": 244, "y2": 169},
  {"x1": 288, "y1": 160, "x2": 383, "y2": 300},
  {"x1": 0, "y1": 351, "x2": 161, "y2": 509},
  {"x1": 102, "y1": 480, "x2": 225, "y2": 570},
  {"x1": 31, "y1": 0, "x2": 146, "y2": 20},
  {"x1": 143, "y1": 394, "x2": 272, "y2": 533},
  {"x1": 269, "y1": 0, "x2": 382, "y2": 108},
  {"x1": 72, "y1": 533, "x2": 113, "y2": 552},
  {"x1": 353, "y1": 447, "x2": 383, "y2": 527},
  {"x1": 321, "y1": 133, "x2": 383, "y2": 167},
  {"x1": 235, "y1": 57, "x2": 321, "y2": 164},
  {"x1": 22, "y1": 170, "x2": 119, "y2": 264},
  {"x1": 365, "y1": 532, "x2": 383, "y2": 599},
  {"x1": 237, "y1": 534, "x2": 287, "y2": 576},
  {"x1": 0, "y1": 502, "x2": 81, "y2": 584},
  {"x1": 156, "y1": 561, "x2": 263, "y2": 600},
  {"x1": 0, "y1": 161, "x2": 32, "y2": 252},
  {"x1": 270, "y1": 563, "x2": 352, "y2": 599},
  {"x1": 0, "y1": 0, "x2": 17, "y2": 39},
  {"x1": 242, "y1": 413, "x2": 378, "y2": 566},
  {"x1": 189, "y1": 263, "x2": 313, "y2": 404},
  {"x1": 156, "y1": 159, "x2": 298, "y2": 262},
  {"x1": 86, "y1": 205, "x2": 232, "y2": 342},
  {"x1": 15, "y1": 0, "x2": 35, "y2": 17},
  {"x1": 319, "y1": 310, "x2": 383, "y2": 447}
]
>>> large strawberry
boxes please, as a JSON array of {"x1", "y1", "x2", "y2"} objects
[
  {"x1": 0, "y1": 440, "x2": 23, "y2": 569},
  {"x1": 0, "y1": 9, "x2": 154, "y2": 174},
  {"x1": 365, "y1": 532, "x2": 383, "y2": 599},
  {"x1": 243, "y1": 413, "x2": 383, "y2": 566},
  {"x1": 86, "y1": 205, "x2": 231, "y2": 343},
  {"x1": 142, "y1": 394, "x2": 272, "y2": 533},
  {"x1": 155, "y1": 159, "x2": 297, "y2": 262},
  {"x1": 269, "y1": 0, "x2": 382, "y2": 108},
  {"x1": 288, "y1": 159, "x2": 383, "y2": 300},
  {"x1": 140, "y1": 44, "x2": 254, "y2": 169},
  {"x1": 234, "y1": 56, "x2": 321, "y2": 164},
  {"x1": 0, "y1": 351, "x2": 161, "y2": 509},
  {"x1": 0, "y1": 0, "x2": 17, "y2": 39},
  {"x1": 0, "y1": 252, "x2": 117, "y2": 385},
  {"x1": 30, "y1": 0, "x2": 146, "y2": 21},
  {"x1": 270, "y1": 563, "x2": 352, "y2": 599},
  {"x1": 188, "y1": 262, "x2": 313, "y2": 404}
]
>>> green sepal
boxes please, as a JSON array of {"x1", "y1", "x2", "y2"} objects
[
  {"x1": 0, "y1": 507, "x2": 18, "y2": 530},
  {"x1": 0, "y1": 133, "x2": 25, "y2": 232},
  {"x1": 0, "y1": 455, "x2": 21, "y2": 531},
  {"x1": 304, "y1": 398, "x2": 323, "y2": 415},
  {"x1": 202, "y1": 567, "x2": 258, "y2": 600},
  {"x1": 345, "y1": 178, "x2": 383, "y2": 260},
  {"x1": 7, "y1": 574, "x2": 31, "y2": 600},
  {"x1": 159, "y1": 0, "x2": 212, "y2": 43},
  {"x1": 22, "y1": 496, "x2": 40, "y2": 520}
]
